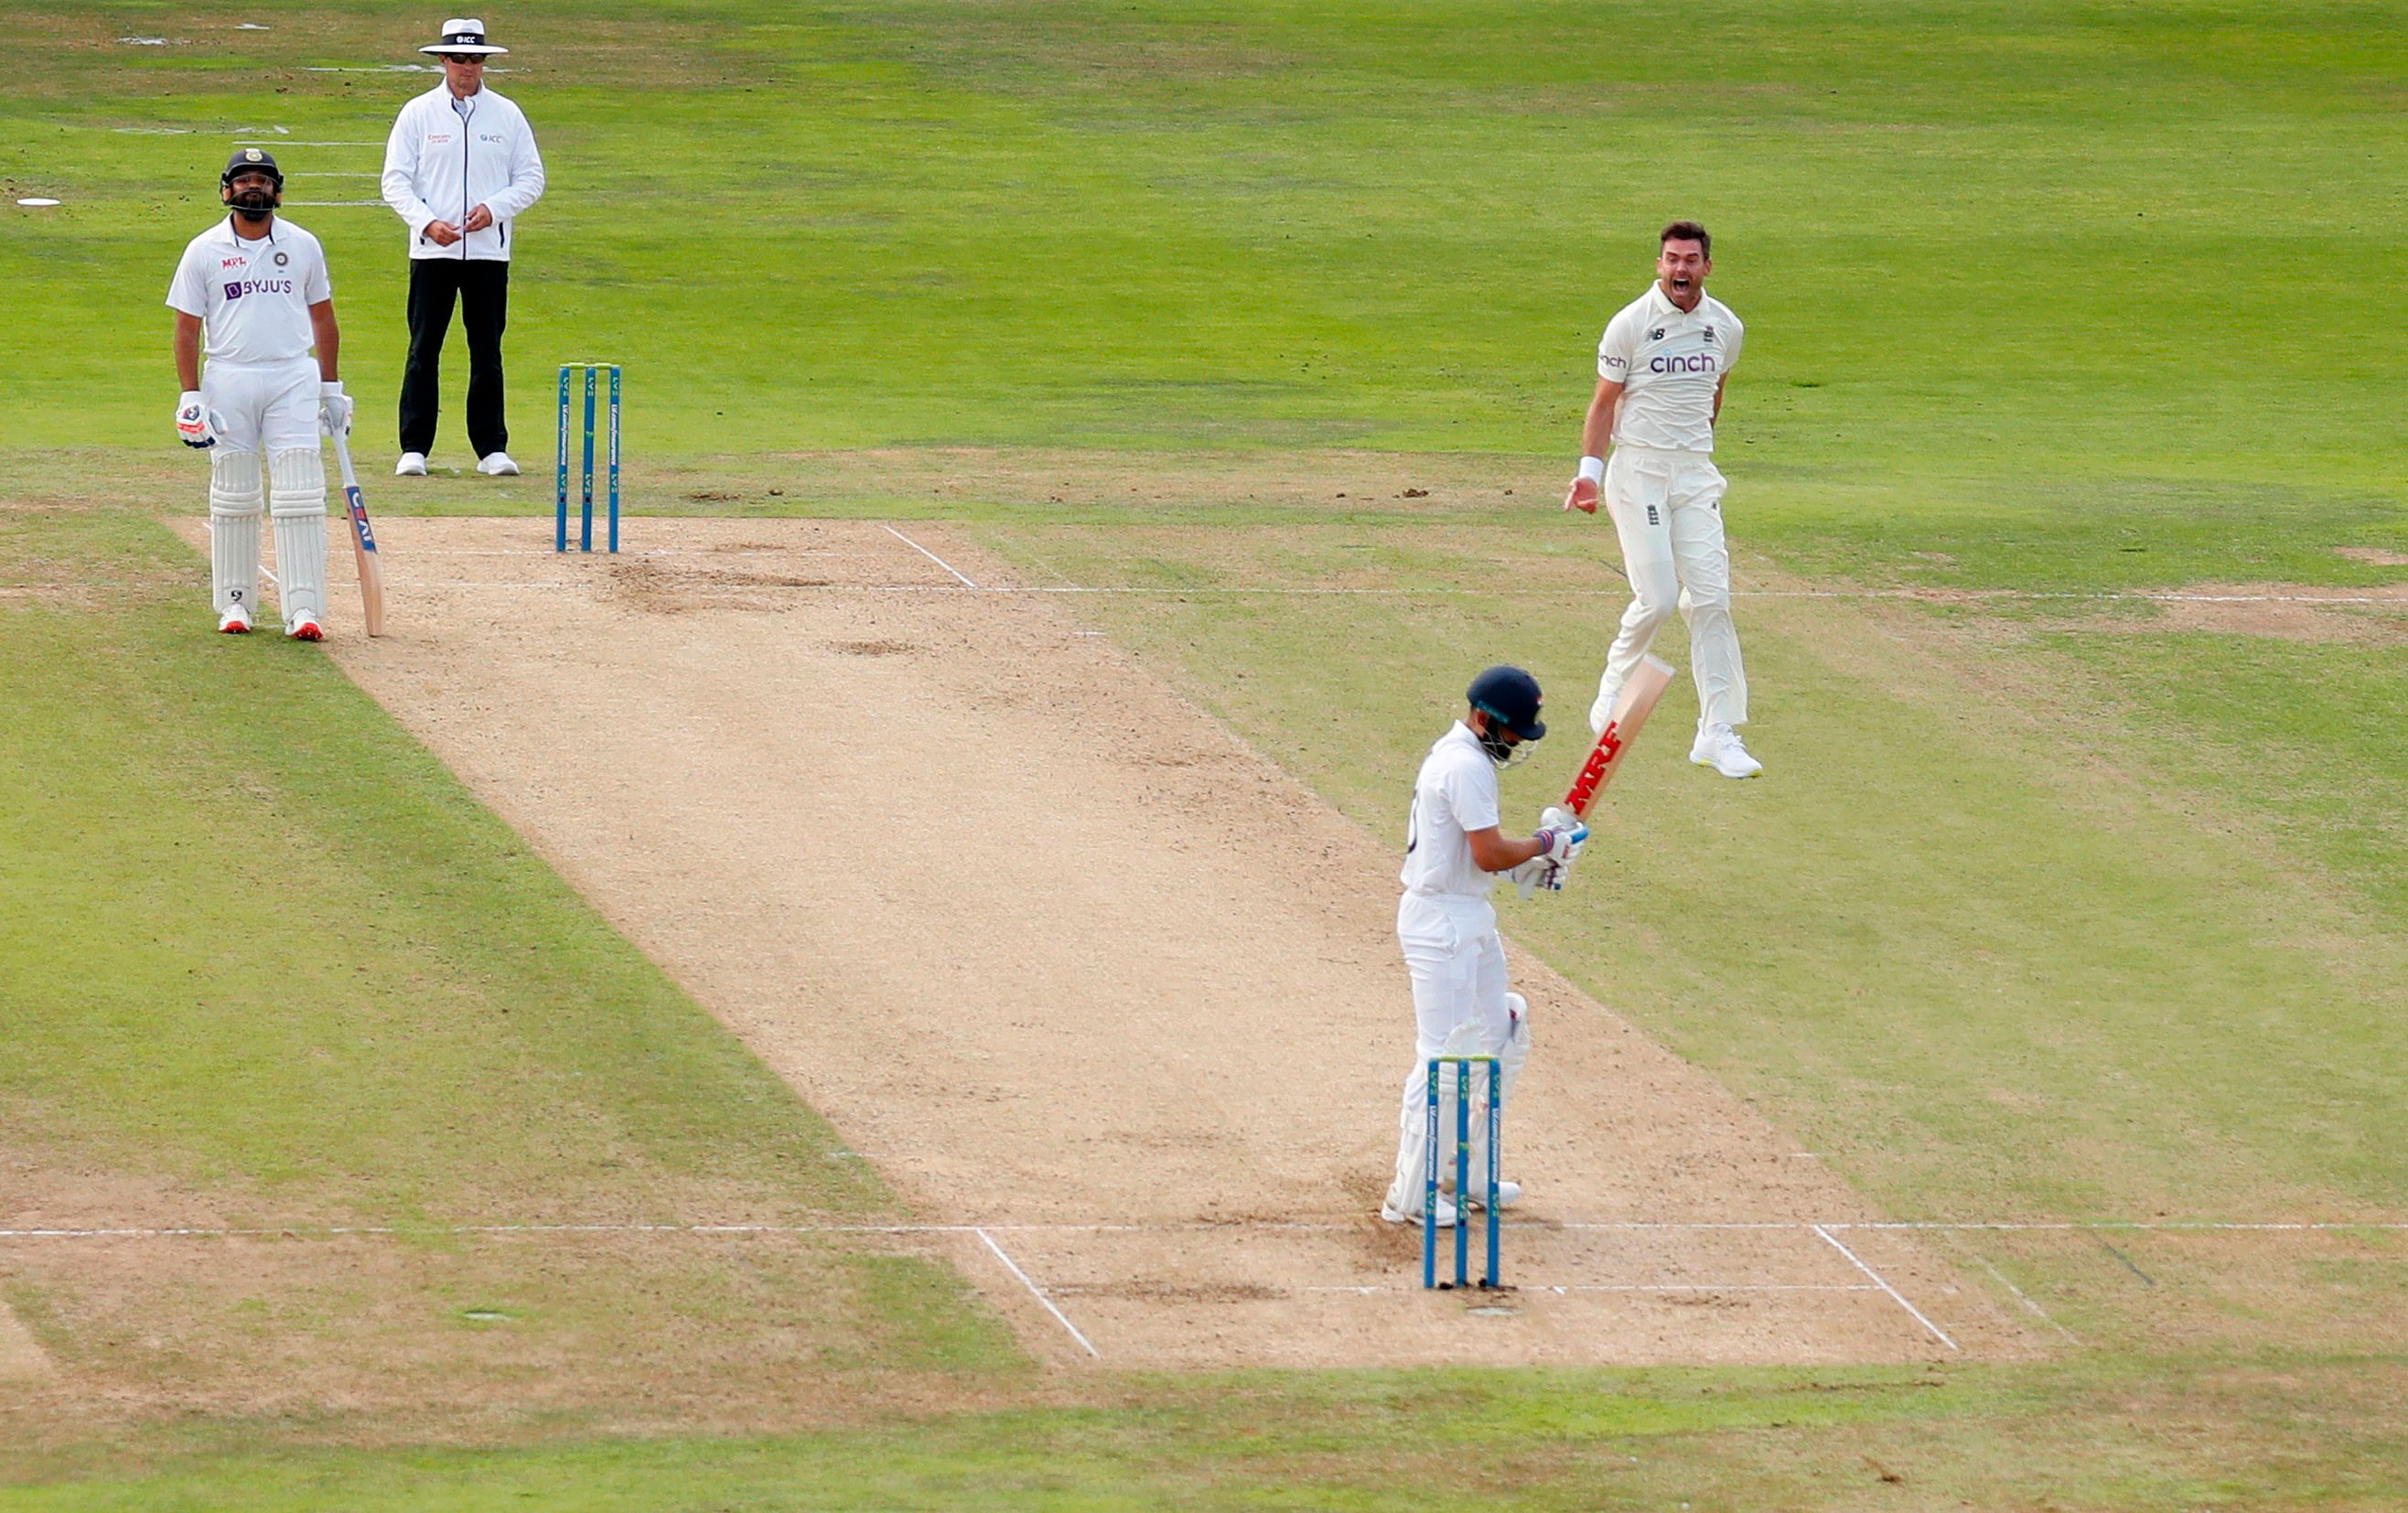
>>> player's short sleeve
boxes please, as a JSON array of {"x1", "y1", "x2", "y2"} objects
[
  {"x1": 1597, "y1": 308, "x2": 1639, "y2": 382},
  {"x1": 166, "y1": 247, "x2": 209, "y2": 317},
  {"x1": 1720, "y1": 312, "x2": 1744, "y2": 372},
  {"x1": 1437, "y1": 756, "x2": 1500, "y2": 834},
  {"x1": 303, "y1": 241, "x2": 331, "y2": 303}
]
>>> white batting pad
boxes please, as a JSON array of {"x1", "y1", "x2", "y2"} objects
[
  {"x1": 208, "y1": 449, "x2": 263, "y2": 617},
  {"x1": 268, "y1": 447, "x2": 328, "y2": 626}
]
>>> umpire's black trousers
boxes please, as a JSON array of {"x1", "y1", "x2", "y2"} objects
[{"x1": 399, "y1": 257, "x2": 511, "y2": 459}]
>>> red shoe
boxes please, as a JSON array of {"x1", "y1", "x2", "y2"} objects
[
  {"x1": 219, "y1": 605, "x2": 253, "y2": 634},
  {"x1": 286, "y1": 617, "x2": 324, "y2": 642}
]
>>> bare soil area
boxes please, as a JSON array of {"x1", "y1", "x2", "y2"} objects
[{"x1": 161, "y1": 516, "x2": 2031, "y2": 1368}]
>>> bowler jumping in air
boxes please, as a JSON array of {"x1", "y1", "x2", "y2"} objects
[
  {"x1": 1564, "y1": 220, "x2": 1760, "y2": 778},
  {"x1": 167, "y1": 148, "x2": 351, "y2": 638},
  {"x1": 1381, "y1": 667, "x2": 1588, "y2": 1226}
]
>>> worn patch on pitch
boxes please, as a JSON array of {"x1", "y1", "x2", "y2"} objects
[
  {"x1": 0, "y1": 1292, "x2": 50, "y2": 1379},
  {"x1": 2127, "y1": 582, "x2": 2408, "y2": 646}
]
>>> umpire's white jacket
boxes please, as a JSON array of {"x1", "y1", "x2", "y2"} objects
[{"x1": 382, "y1": 84, "x2": 546, "y2": 260}]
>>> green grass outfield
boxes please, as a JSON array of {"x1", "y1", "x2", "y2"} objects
[{"x1": 4, "y1": 0, "x2": 2405, "y2": 1506}]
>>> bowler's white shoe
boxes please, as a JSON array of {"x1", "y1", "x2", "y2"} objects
[
  {"x1": 1690, "y1": 723, "x2": 1762, "y2": 778},
  {"x1": 394, "y1": 452, "x2": 428, "y2": 477},
  {"x1": 476, "y1": 451, "x2": 520, "y2": 476},
  {"x1": 1381, "y1": 1187, "x2": 1459, "y2": 1228},
  {"x1": 218, "y1": 603, "x2": 253, "y2": 634},
  {"x1": 1463, "y1": 1179, "x2": 1522, "y2": 1212},
  {"x1": 1588, "y1": 679, "x2": 1623, "y2": 738}
]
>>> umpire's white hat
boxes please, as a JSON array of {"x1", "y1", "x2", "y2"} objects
[{"x1": 420, "y1": 18, "x2": 508, "y2": 56}]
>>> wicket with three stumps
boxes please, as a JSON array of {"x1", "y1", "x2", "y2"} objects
[
  {"x1": 555, "y1": 361, "x2": 620, "y2": 553},
  {"x1": 1424, "y1": 1054, "x2": 1502, "y2": 1290}
]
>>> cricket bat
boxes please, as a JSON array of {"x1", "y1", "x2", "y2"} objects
[
  {"x1": 329, "y1": 430, "x2": 385, "y2": 637},
  {"x1": 1561, "y1": 653, "x2": 1674, "y2": 818}
]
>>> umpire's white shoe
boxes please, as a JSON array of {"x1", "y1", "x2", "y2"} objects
[
  {"x1": 394, "y1": 451, "x2": 428, "y2": 477},
  {"x1": 1691, "y1": 723, "x2": 1763, "y2": 778},
  {"x1": 476, "y1": 451, "x2": 521, "y2": 476},
  {"x1": 1588, "y1": 679, "x2": 1624, "y2": 738}
]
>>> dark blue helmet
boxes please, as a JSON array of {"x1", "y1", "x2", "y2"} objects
[
  {"x1": 1466, "y1": 664, "x2": 1545, "y2": 742},
  {"x1": 220, "y1": 147, "x2": 283, "y2": 190}
]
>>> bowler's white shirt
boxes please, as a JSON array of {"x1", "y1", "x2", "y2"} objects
[
  {"x1": 165, "y1": 217, "x2": 331, "y2": 363},
  {"x1": 1597, "y1": 283, "x2": 1744, "y2": 453},
  {"x1": 1400, "y1": 723, "x2": 1501, "y2": 898}
]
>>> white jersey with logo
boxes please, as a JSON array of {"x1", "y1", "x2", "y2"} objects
[
  {"x1": 382, "y1": 83, "x2": 546, "y2": 261},
  {"x1": 165, "y1": 217, "x2": 331, "y2": 363},
  {"x1": 1597, "y1": 283, "x2": 1744, "y2": 453},
  {"x1": 1399, "y1": 722, "x2": 1502, "y2": 898}
]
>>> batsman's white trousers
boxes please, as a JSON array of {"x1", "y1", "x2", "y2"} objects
[
  {"x1": 1601, "y1": 443, "x2": 1748, "y2": 728},
  {"x1": 199, "y1": 357, "x2": 320, "y2": 455},
  {"x1": 1390, "y1": 891, "x2": 1511, "y2": 1203}
]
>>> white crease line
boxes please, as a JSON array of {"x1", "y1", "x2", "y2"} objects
[
  {"x1": 1970, "y1": 1252, "x2": 2080, "y2": 1345},
  {"x1": 1306, "y1": 1282, "x2": 1881, "y2": 1295},
  {"x1": 283, "y1": 200, "x2": 385, "y2": 208},
  {"x1": 213, "y1": 578, "x2": 2406, "y2": 603},
  {"x1": 1815, "y1": 1224, "x2": 1959, "y2": 1352},
  {"x1": 881, "y1": 524, "x2": 978, "y2": 588},
  {"x1": 974, "y1": 1227, "x2": 1100, "y2": 1359},
  {"x1": 1831, "y1": 1221, "x2": 2408, "y2": 1232},
  {"x1": 4, "y1": 1218, "x2": 2401, "y2": 1241},
  {"x1": 401, "y1": 548, "x2": 898, "y2": 559}
]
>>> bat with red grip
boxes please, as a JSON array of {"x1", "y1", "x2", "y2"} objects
[{"x1": 1562, "y1": 654, "x2": 1674, "y2": 818}]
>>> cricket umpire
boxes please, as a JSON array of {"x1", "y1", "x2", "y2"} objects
[{"x1": 381, "y1": 18, "x2": 545, "y2": 478}]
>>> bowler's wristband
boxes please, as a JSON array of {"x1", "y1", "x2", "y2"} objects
[{"x1": 1577, "y1": 456, "x2": 1605, "y2": 485}]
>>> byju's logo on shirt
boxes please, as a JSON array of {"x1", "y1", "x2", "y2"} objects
[{"x1": 221, "y1": 277, "x2": 296, "y2": 301}]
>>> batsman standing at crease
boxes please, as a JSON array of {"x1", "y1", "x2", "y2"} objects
[
  {"x1": 382, "y1": 17, "x2": 545, "y2": 478},
  {"x1": 1564, "y1": 220, "x2": 1761, "y2": 779},
  {"x1": 1381, "y1": 667, "x2": 1588, "y2": 1226},
  {"x1": 167, "y1": 148, "x2": 350, "y2": 639}
]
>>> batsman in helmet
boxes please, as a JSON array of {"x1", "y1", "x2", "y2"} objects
[
  {"x1": 1381, "y1": 666, "x2": 1588, "y2": 1226},
  {"x1": 166, "y1": 148, "x2": 352, "y2": 638}
]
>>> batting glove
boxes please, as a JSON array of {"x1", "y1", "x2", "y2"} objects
[{"x1": 177, "y1": 392, "x2": 218, "y2": 449}]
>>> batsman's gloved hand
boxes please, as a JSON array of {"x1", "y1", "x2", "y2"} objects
[
  {"x1": 177, "y1": 392, "x2": 218, "y2": 449},
  {"x1": 1533, "y1": 818, "x2": 1589, "y2": 866},
  {"x1": 1504, "y1": 856, "x2": 1559, "y2": 900},
  {"x1": 317, "y1": 380, "x2": 353, "y2": 437}
]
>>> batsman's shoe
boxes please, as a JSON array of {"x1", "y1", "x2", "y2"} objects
[
  {"x1": 394, "y1": 451, "x2": 428, "y2": 477},
  {"x1": 285, "y1": 615, "x2": 324, "y2": 643},
  {"x1": 1464, "y1": 1179, "x2": 1522, "y2": 1212},
  {"x1": 218, "y1": 603, "x2": 253, "y2": 634},
  {"x1": 476, "y1": 451, "x2": 521, "y2": 477},
  {"x1": 1587, "y1": 678, "x2": 1623, "y2": 738},
  {"x1": 1380, "y1": 1189, "x2": 1459, "y2": 1228},
  {"x1": 1690, "y1": 723, "x2": 1762, "y2": 778}
]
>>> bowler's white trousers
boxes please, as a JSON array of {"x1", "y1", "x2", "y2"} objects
[{"x1": 1599, "y1": 443, "x2": 1749, "y2": 728}]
